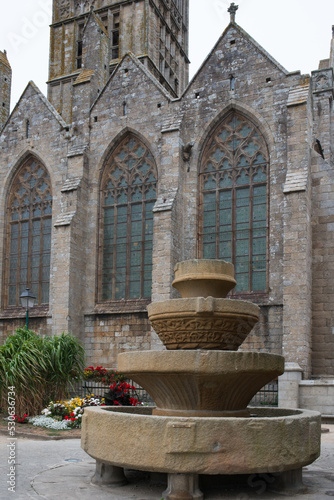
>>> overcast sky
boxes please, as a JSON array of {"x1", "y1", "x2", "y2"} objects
[{"x1": 1, "y1": 0, "x2": 334, "y2": 110}]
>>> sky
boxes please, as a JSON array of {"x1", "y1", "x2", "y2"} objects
[{"x1": 0, "y1": 0, "x2": 334, "y2": 110}]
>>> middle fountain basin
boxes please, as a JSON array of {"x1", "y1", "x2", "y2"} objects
[
  {"x1": 81, "y1": 406, "x2": 321, "y2": 475},
  {"x1": 118, "y1": 350, "x2": 284, "y2": 417}
]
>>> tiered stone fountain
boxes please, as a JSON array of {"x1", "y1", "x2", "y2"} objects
[{"x1": 82, "y1": 260, "x2": 321, "y2": 499}]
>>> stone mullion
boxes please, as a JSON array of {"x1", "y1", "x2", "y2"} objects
[
  {"x1": 215, "y1": 179, "x2": 220, "y2": 258},
  {"x1": 248, "y1": 178, "x2": 254, "y2": 292},
  {"x1": 125, "y1": 192, "x2": 131, "y2": 300}
]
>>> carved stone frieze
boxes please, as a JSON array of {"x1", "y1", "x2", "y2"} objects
[
  {"x1": 58, "y1": 0, "x2": 71, "y2": 19},
  {"x1": 151, "y1": 316, "x2": 256, "y2": 350},
  {"x1": 74, "y1": 0, "x2": 96, "y2": 15}
]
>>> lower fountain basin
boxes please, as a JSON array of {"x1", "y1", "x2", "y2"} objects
[
  {"x1": 81, "y1": 406, "x2": 321, "y2": 475},
  {"x1": 118, "y1": 350, "x2": 284, "y2": 417},
  {"x1": 147, "y1": 297, "x2": 259, "y2": 350}
]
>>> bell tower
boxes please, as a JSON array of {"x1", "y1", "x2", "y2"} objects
[
  {"x1": 0, "y1": 50, "x2": 11, "y2": 131},
  {"x1": 48, "y1": 0, "x2": 190, "y2": 123}
]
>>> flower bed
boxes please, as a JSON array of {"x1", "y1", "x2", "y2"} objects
[
  {"x1": 8, "y1": 366, "x2": 144, "y2": 430},
  {"x1": 38, "y1": 396, "x2": 105, "y2": 428}
]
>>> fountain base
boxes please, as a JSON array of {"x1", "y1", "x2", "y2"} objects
[{"x1": 81, "y1": 406, "x2": 320, "y2": 477}]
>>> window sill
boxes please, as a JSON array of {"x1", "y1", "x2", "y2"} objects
[
  {"x1": 229, "y1": 292, "x2": 269, "y2": 306},
  {"x1": 93, "y1": 299, "x2": 151, "y2": 315},
  {"x1": 0, "y1": 305, "x2": 50, "y2": 320}
]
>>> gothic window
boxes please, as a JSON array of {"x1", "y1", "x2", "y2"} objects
[
  {"x1": 199, "y1": 112, "x2": 269, "y2": 293},
  {"x1": 5, "y1": 158, "x2": 52, "y2": 307},
  {"x1": 99, "y1": 135, "x2": 157, "y2": 301}
]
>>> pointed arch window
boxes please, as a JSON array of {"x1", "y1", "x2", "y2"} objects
[
  {"x1": 5, "y1": 157, "x2": 52, "y2": 307},
  {"x1": 199, "y1": 112, "x2": 269, "y2": 293},
  {"x1": 99, "y1": 135, "x2": 157, "y2": 301}
]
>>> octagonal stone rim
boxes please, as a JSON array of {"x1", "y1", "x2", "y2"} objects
[
  {"x1": 147, "y1": 297, "x2": 260, "y2": 320},
  {"x1": 118, "y1": 350, "x2": 284, "y2": 375},
  {"x1": 81, "y1": 406, "x2": 321, "y2": 475}
]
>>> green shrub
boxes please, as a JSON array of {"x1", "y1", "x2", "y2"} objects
[{"x1": 0, "y1": 328, "x2": 84, "y2": 416}]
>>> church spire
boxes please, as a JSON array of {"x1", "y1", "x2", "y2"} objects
[{"x1": 228, "y1": 3, "x2": 238, "y2": 23}]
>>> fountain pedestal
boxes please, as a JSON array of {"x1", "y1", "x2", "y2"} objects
[{"x1": 81, "y1": 260, "x2": 321, "y2": 500}]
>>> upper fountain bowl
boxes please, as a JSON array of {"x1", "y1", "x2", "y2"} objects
[{"x1": 172, "y1": 259, "x2": 236, "y2": 298}]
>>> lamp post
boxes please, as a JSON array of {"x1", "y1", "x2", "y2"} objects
[{"x1": 20, "y1": 288, "x2": 36, "y2": 329}]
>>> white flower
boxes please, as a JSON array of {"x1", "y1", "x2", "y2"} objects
[{"x1": 29, "y1": 416, "x2": 70, "y2": 430}]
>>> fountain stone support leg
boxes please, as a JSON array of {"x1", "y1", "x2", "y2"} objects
[
  {"x1": 270, "y1": 468, "x2": 305, "y2": 493},
  {"x1": 163, "y1": 473, "x2": 203, "y2": 500},
  {"x1": 91, "y1": 460, "x2": 127, "y2": 486}
]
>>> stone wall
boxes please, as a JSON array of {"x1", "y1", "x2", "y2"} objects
[
  {"x1": 83, "y1": 312, "x2": 151, "y2": 366},
  {"x1": 299, "y1": 380, "x2": 334, "y2": 416},
  {"x1": 310, "y1": 69, "x2": 334, "y2": 377}
]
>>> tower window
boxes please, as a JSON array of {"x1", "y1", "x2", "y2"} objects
[
  {"x1": 76, "y1": 22, "x2": 85, "y2": 69},
  {"x1": 76, "y1": 41, "x2": 83, "y2": 69},
  {"x1": 111, "y1": 12, "x2": 120, "y2": 60},
  {"x1": 26, "y1": 120, "x2": 30, "y2": 139}
]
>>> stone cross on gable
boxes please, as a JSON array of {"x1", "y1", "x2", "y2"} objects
[{"x1": 228, "y1": 3, "x2": 239, "y2": 23}]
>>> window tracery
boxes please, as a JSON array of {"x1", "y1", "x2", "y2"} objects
[
  {"x1": 6, "y1": 158, "x2": 52, "y2": 307},
  {"x1": 99, "y1": 135, "x2": 157, "y2": 301},
  {"x1": 199, "y1": 112, "x2": 268, "y2": 293}
]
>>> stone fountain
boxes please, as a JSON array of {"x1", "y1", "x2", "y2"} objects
[{"x1": 82, "y1": 260, "x2": 321, "y2": 499}]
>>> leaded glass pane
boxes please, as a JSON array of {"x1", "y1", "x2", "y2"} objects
[
  {"x1": 11, "y1": 210, "x2": 19, "y2": 221},
  {"x1": 203, "y1": 243, "x2": 216, "y2": 259},
  {"x1": 204, "y1": 175, "x2": 216, "y2": 190},
  {"x1": 22, "y1": 207, "x2": 29, "y2": 219},
  {"x1": 129, "y1": 280, "x2": 141, "y2": 298},
  {"x1": 237, "y1": 156, "x2": 249, "y2": 167},
  {"x1": 253, "y1": 166, "x2": 267, "y2": 182},
  {"x1": 219, "y1": 173, "x2": 233, "y2": 188},
  {"x1": 9, "y1": 286, "x2": 16, "y2": 306},
  {"x1": 143, "y1": 278, "x2": 152, "y2": 298},
  {"x1": 41, "y1": 283, "x2": 49, "y2": 304},
  {"x1": 145, "y1": 185, "x2": 156, "y2": 199},
  {"x1": 236, "y1": 170, "x2": 249, "y2": 185},
  {"x1": 252, "y1": 272, "x2": 266, "y2": 291},
  {"x1": 43, "y1": 196, "x2": 50, "y2": 212},
  {"x1": 243, "y1": 141, "x2": 259, "y2": 156},
  {"x1": 212, "y1": 148, "x2": 224, "y2": 162},
  {"x1": 105, "y1": 192, "x2": 115, "y2": 205}
]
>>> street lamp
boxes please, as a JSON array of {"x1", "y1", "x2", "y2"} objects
[{"x1": 20, "y1": 288, "x2": 36, "y2": 329}]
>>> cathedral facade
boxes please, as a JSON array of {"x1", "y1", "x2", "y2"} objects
[{"x1": 0, "y1": 0, "x2": 334, "y2": 415}]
